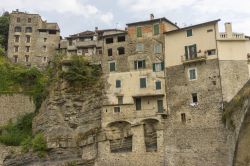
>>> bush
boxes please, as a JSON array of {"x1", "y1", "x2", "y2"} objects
[{"x1": 32, "y1": 133, "x2": 47, "y2": 152}]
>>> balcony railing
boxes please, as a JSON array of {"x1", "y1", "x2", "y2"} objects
[
  {"x1": 181, "y1": 54, "x2": 207, "y2": 64},
  {"x1": 219, "y1": 32, "x2": 245, "y2": 40}
]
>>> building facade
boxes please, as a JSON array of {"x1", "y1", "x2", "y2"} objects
[{"x1": 7, "y1": 10, "x2": 60, "y2": 68}]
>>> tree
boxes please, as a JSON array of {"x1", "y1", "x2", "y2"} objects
[{"x1": 0, "y1": 12, "x2": 10, "y2": 50}]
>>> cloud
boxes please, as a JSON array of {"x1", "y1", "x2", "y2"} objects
[{"x1": 0, "y1": 0, "x2": 114, "y2": 23}]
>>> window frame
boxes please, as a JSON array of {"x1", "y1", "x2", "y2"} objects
[
  {"x1": 140, "y1": 77, "x2": 147, "y2": 88},
  {"x1": 114, "y1": 107, "x2": 121, "y2": 113},
  {"x1": 136, "y1": 43, "x2": 144, "y2": 52},
  {"x1": 108, "y1": 48, "x2": 113, "y2": 56},
  {"x1": 117, "y1": 47, "x2": 125, "y2": 55},
  {"x1": 106, "y1": 37, "x2": 114, "y2": 44},
  {"x1": 188, "y1": 68, "x2": 197, "y2": 81},
  {"x1": 136, "y1": 26, "x2": 142, "y2": 37},
  {"x1": 116, "y1": 80, "x2": 121, "y2": 88},
  {"x1": 186, "y1": 29, "x2": 193, "y2": 37},
  {"x1": 154, "y1": 43, "x2": 162, "y2": 54},
  {"x1": 109, "y1": 61, "x2": 116, "y2": 72},
  {"x1": 155, "y1": 81, "x2": 161, "y2": 90},
  {"x1": 135, "y1": 98, "x2": 142, "y2": 111},
  {"x1": 192, "y1": 93, "x2": 198, "y2": 103},
  {"x1": 153, "y1": 23, "x2": 160, "y2": 35},
  {"x1": 134, "y1": 60, "x2": 146, "y2": 70}
]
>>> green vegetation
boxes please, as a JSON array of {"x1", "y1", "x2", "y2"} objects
[
  {"x1": 222, "y1": 80, "x2": 250, "y2": 129},
  {"x1": 0, "y1": 12, "x2": 10, "y2": 50}
]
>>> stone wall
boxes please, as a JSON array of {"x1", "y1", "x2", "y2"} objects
[{"x1": 0, "y1": 94, "x2": 35, "y2": 126}]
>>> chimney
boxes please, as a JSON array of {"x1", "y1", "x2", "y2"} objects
[
  {"x1": 225, "y1": 22, "x2": 232, "y2": 37},
  {"x1": 150, "y1": 14, "x2": 154, "y2": 20},
  {"x1": 95, "y1": 26, "x2": 98, "y2": 32}
]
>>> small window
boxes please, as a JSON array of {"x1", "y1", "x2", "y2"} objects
[
  {"x1": 134, "y1": 60, "x2": 146, "y2": 70},
  {"x1": 14, "y1": 35, "x2": 20, "y2": 42},
  {"x1": 188, "y1": 68, "x2": 197, "y2": 80},
  {"x1": 106, "y1": 37, "x2": 113, "y2": 44},
  {"x1": 116, "y1": 80, "x2": 121, "y2": 88},
  {"x1": 43, "y1": 57, "x2": 47, "y2": 62},
  {"x1": 207, "y1": 29, "x2": 213, "y2": 32},
  {"x1": 136, "y1": 26, "x2": 142, "y2": 37},
  {"x1": 118, "y1": 96, "x2": 123, "y2": 105},
  {"x1": 28, "y1": 18, "x2": 32, "y2": 23},
  {"x1": 49, "y1": 30, "x2": 57, "y2": 34},
  {"x1": 14, "y1": 56, "x2": 18, "y2": 63},
  {"x1": 43, "y1": 46, "x2": 47, "y2": 52},
  {"x1": 17, "y1": 17, "x2": 20, "y2": 23},
  {"x1": 185, "y1": 44, "x2": 197, "y2": 60},
  {"x1": 69, "y1": 40, "x2": 73, "y2": 46},
  {"x1": 98, "y1": 49, "x2": 102, "y2": 55},
  {"x1": 14, "y1": 26, "x2": 21, "y2": 32},
  {"x1": 117, "y1": 36, "x2": 125, "y2": 42},
  {"x1": 44, "y1": 38, "x2": 47, "y2": 42},
  {"x1": 25, "y1": 27, "x2": 32, "y2": 33},
  {"x1": 155, "y1": 81, "x2": 161, "y2": 90},
  {"x1": 117, "y1": 47, "x2": 125, "y2": 55},
  {"x1": 26, "y1": 46, "x2": 30, "y2": 52},
  {"x1": 14, "y1": 46, "x2": 19, "y2": 52},
  {"x1": 25, "y1": 55, "x2": 29, "y2": 62},
  {"x1": 181, "y1": 113, "x2": 186, "y2": 123},
  {"x1": 114, "y1": 107, "x2": 120, "y2": 113},
  {"x1": 186, "y1": 29, "x2": 193, "y2": 37},
  {"x1": 26, "y1": 36, "x2": 31, "y2": 43},
  {"x1": 157, "y1": 100, "x2": 164, "y2": 113},
  {"x1": 207, "y1": 49, "x2": 216, "y2": 56},
  {"x1": 108, "y1": 48, "x2": 112, "y2": 56},
  {"x1": 136, "y1": 43, "x2": 144, "y2": 52},
  {"x1": 140, "y1": 77, "x2": 147, "y2": 88},
  {"x1": 153, "y1": 24, "x2": 160, "y2": 35},
  {"x1": 135, "y1": 98, "x2": 141, "y2": 110},
  {"x1": 153, "y1": 62, "x2": 164, "y2": 72},
  {"x1": 154, "y1": 44, "x2": 162, "y2": 53},
  {"x1": 192, "y1": 93, "x2": 198, "y2": 103},
  {"x1": 109, "y1": 62, "x2": 116, "y2": 72}
]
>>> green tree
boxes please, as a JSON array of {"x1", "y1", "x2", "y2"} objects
[{"x1": 0, "y1": 12, "x2": 10, "y2": 50}]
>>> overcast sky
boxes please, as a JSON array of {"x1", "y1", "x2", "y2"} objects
[{"x1": 1, "y1": 0, "x2": 250, "y2": 37}]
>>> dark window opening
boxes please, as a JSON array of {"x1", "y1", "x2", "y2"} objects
[
  {"x1": 118, "y1": 96, "x2": 123, "y2": 105},
  {"x1": 26, "y1": 36, "x2": 31, "y2": 43},
  {"x1": 14, "y1": 46, "x2": 18, "y2": 52},
  {"x1": 207, "y1": 49, "x2": 216, "y2": 56},
  {"x1": 17, "y1": 17, "x2": 20, "y2": 23},
  {"x1": 118, "y1": 36, "x2": 125, "y2": 42},
  {"x1": 98, "y1": 49, "x2": 102, "y2": 55},
  {"x1": 109, "y1": 62, "x2": 116, "y2": 72},
  {"x1": 49, "y1": 30, "x2": 57, "y2": 34},
  {"x1": 207, "y1": 29, "x2": 213, "y2": 32},
  {"x1": 157, "y1": 100, "x2": 164, "y2": 113},
  {"x1": 44, "y1": 38, "x2": 47, "y2": 42},
  {"x1": 137, "y1": 26, "x2": 142, "y2": 37},
  {"x1": 26, "y1": 46, "x2": 30, "y2": 52},
  {"x1": 181, "y1": 113, "x2": 186, "y2": 123},
  {"x1": 187, "y1": 29, "x2": 193, "y2": 37},
  {"x1": 108, "y1": 48, "x2": 112, "y2": 56},
  {"x1": 25, "y1": 55, "x2": 29, "y2": 62},
  {"x1": 15, "y1": 35, "x2": 20, "y2": 42},
  {"x1": 134, "y1": 60, "x2": 146, "y2": 69},
  {"x1": 28, "y1": 18, "x2": 31, "y2": 23},
  {"x1": 14, "y1": 26, "x2": 21, "y2": 32},
  {"x1": 25, "y1": 27, "x2": 32, "y2": 33},
  {"x1": 212, "y1": 81, "x2": 216, "y2": 85},
  {"x1": 106, "y1": 37, "x2": 113, "y2": 44},
  {"x1": 140, "y1": 78, "x2": 146, "y2": 88},
  {"x1": 153, "y1": 24, "x2": 160, "y2": 35},
  {"x1": 156, "y1": 81, "x2": 161, "y2": 90},
  {"x1": 14, "y1": 56, "x2": 18, "y2": 63},
  {"x1": 116, "y1": 80, "x2": 121, "y2": 88},
  {"x1": 192, "y1": 93, "x2": 198, "y2": 103},
  {"x1": 135, "y1": 98, "x2": 141, "y2": 110},
  {"x1": 117, "y1": 47, "x2": 125, "y2": 55},
  {"x1": 114, "y1": 107, "x2": 120, "y2": 113},
  {"x1": 69, "y1": 40, "x2": 73, "y2": 46},
  {"x1": 185, "y1": 44, "x2": 197, "y2": 60}
]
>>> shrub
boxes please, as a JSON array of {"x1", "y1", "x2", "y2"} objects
[{"x1": 32, "y1": 133, "x2": 47, "y2": 152}]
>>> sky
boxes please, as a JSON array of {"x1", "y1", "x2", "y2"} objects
[{"x1": 0, "y1": 0, "x2": 250, "y2": 37}]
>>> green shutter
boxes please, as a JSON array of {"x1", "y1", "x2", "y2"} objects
[
  {"x1": 185, "y1": 46, "x2": 188, "y2": 60},
  {"x1": 156, "y1": 81, "x2": 161, "y2": 90},
  {"x1": 161, "y1": 62, "x2": 164, "y2": 71},
  {"x1": 140, "y1": 78, "x2": 146, "y2": 88},
  {"x1": 153, "y1": 63, "x2": 156, "y2": 72},
  {"x1": 137, "y1": 27, "x2": 142, "y2": 37},
  {"x1": 134, "y1": 61, "x2": 137, "y2": 69},
  {"x1": 154, "y1": 24, "x2": 160, "y2": 35},
  {"x1": 193, "y1": 44, "x2": 197, "y2": 57}
]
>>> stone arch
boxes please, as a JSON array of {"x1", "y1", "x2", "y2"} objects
[
  {"x1": 141, "y1": 118, "x2": 160, "y2": 152},
  {"x1": 106, "y1": 121, "x2": 133, "y2": 153}
]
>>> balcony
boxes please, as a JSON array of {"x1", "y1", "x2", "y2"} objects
[
  {"x1": 181, "y1": 54, "x2": 207, "y2": 65},
  {"x1": 76, "y1": 40, "x2": 96, "y2": 48},
  {"x1": 219, "y1": 32, "x2": 246, "y2": 40}
]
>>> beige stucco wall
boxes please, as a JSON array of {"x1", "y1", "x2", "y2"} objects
[{"x1": 165, "y1": 23, "x2": 218, "y2": 67}]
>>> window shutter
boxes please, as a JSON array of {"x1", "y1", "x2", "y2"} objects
[
  {"x1": 185, "y1": 46, "x2": 188, "y2": 60},
  {"x1": 193, "y1": 44, "x2": 197, "y2": 56},
  {"x1": 134, "y1": 61, "x2": 137, "y2": 69},
  {"x1": 153, "y1": 63, "x2": 156, "y2": 72},
  {"x1": 143, "y1": 60, "x2": 146, "y2": 68},
  {"x1": 161, "y1": 62, "x2": 164, "y2": 71}
]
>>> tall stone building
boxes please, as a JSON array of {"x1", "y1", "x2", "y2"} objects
[{"x1": 7, "y1": 10, "x2": 60, "y2": 68}]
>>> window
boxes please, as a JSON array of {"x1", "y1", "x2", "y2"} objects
[
  {"x1": 157, "y1": 100, "x2": 164, "y2": 113},
  {"x1": 153, "y1": 62, "x2": 164, "y2": 72},
  {"x1": 26, "y1": 36, "x2": 31, "y2": 43},
  {"x1": 153, "y1": 24, "x2": 160, "y2": 35},
  {"x1": 114, "y1": 107, "x2": 120, "y2": 113},
  {"x1": 98, "y1": 49, "x2": 102, "y2": 55},
  {"x1": 14, "y1": 46, "x2": 19, "y2": 52},
  {"x1": 136, "y1": 43, "x2": 144, "y2": 52},
  {"x1": 116, "y1": 80, "x2": 121, "y2": 88},
  {"x1": 118, "y1": 96, "x2": 123, "y2": 105},
  {"x1": 28, "y1": 18, "x2": 31, "y2": 23},
  {"x1": 14, "y1": 35, "x2": 20, "y2": 42},
  {"x1": 44, "y1": 38, "x2": 47, "y2": 42},
  {"x1": 25, "y1": 27, "x2": 32, "y2": 33},
  {"x1": 154, "y1": 44, "x2": 162, "y2": 53},
  {"x1": 117, "y1": 47, "x2": 125, "y2": 55},
  {"x1": 26, "y1": 46, "x2": 30, "y2": 52},
  {"x1": 49, "y1": 30, "x2": 57, "y2": 34},
  {"x1": 192, "y1": 93, "x2": 198, "y2": 103},
  {"x1": 134, "y1": 60, "x2": 146, "y2": 69},
  {"x1": 69, "y1": 40, "x2": 73, "y2": 46},
  {"x1": 185, "y1": 44, "x2": 197, "y2": 60},
  {"x1": 207, "y1": 49, "x2": 216, "y2": 56},
  {"x1": 207, "y1": 29, "x2": 213, "y2": 32},
  {"x1": 108, "y1": 48, "x2": 112, "y2": 56},
  {"x1": 140, "y1": 77, "x2": 147, "y2": 88},
  {"x1": 43, "y1": 46, "x2": 47, "y2": 52},
  {"x1": 155, "y1": 81, "x2": 161, "y2": 90},
  {"x1": 188, "y1": 68, "x2": 197, "y2": 80},
  {"x1": 109, "y1": 62, "x2": 116, "y2": 72},
  {"x1": 17, "y1": 17, "x2": 20, "y2": 23},
  {"x1": 106, "y1": 37, "x2": 113, "y2": 44},
  {"x1": 25, "y1": 55, "x2": 29, "y2": 62},
  {"x1": 135, "y1": 98, "x2": 141, "y2": 110},
  {"x1": 14, "y1": 56, "x2": 18, "y2": 63},
  {"x1": 136, "y1": 26, "x2": 142, "y2": 37},
  {"x1": 181, "y1": 113, "x2": 186, "y2": 123},
  {"x1": 186, "y1": 29, "x2": 193, "y2": 37},
  {"x1": 117, "y1": 36, "x2": 125, "y2": 42},
  {"x1": 43, "y1": 57, "x2": 47, "y2": 62},
  {"x1": 14, "y1": 26, "x2": 21, "y2": 32}
]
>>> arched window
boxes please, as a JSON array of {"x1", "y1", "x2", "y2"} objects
[
  {"x1": 25, "y1": 27, "x2": 32, "y2": 33},
  {"x1": 14, "y1": 26, "x2": 21, "y2": 32}
]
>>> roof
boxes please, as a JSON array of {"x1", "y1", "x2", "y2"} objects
[
  {"x1": 164, "y1": 19, "x2": 221, "y2": 34},
  {"x1": 126, "y1": 17, "x2": 179, "y2": 28},
  {"x1": 69, "y1": 31, "x2": 95, "y2": 38},
  {"x1": 67, "y1": 29, "x2": 127, "y2": 38}
]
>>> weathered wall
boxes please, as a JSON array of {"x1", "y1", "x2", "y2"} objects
[{"x1": 0, "y1": 94, "x2": 35, "y2": 126}]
